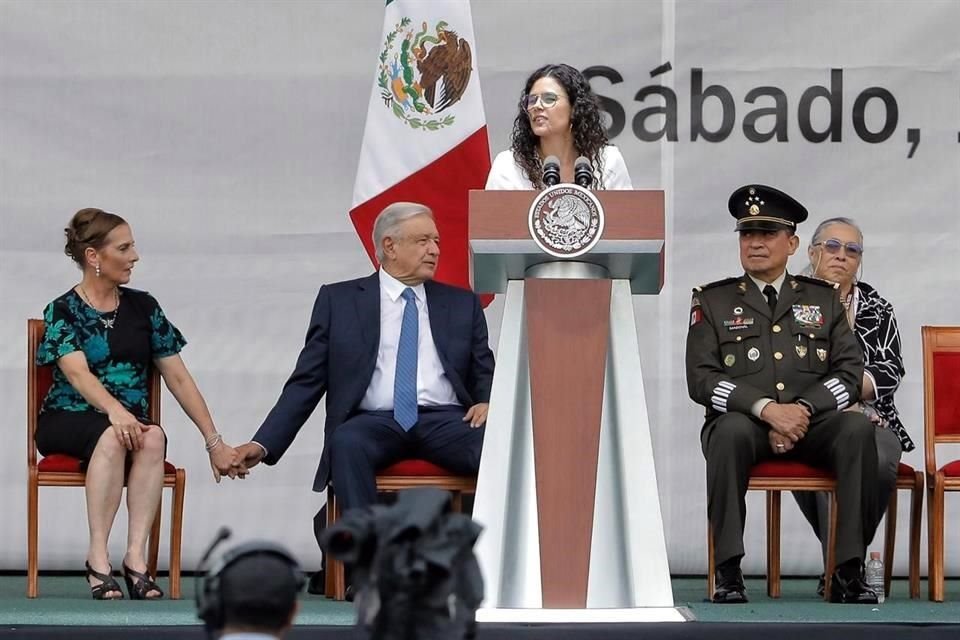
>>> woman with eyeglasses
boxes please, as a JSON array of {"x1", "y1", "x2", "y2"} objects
[
  {"x1": 35, "y1": 208, "x2": 242, "y2": 599},
  {"x1": 793, "y1": 216, "x2": 912, "y2": 594},
  {"x1": 485, "y1": 63, "x2": 632, "y2": 190}
]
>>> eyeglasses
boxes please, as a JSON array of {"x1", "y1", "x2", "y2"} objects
[
  {"x1": 522, "y1": 91, "x2": 565, "y2": 110},
  {"x1": 813, "y1": 238, "x2": 864, "y2": 257}
]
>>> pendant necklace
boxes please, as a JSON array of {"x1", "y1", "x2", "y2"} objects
[{"x1": 79, "y1": 285, "x2": 120, "y2": 329}]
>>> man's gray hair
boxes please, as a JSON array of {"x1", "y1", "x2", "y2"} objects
[{"x1": 372, "y1": 202, "x2": 434, "y2": 262}]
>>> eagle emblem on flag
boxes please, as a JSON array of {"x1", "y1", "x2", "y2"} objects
[{"x1": 378, "y1": 17, "x2": 473, "y2": 131}]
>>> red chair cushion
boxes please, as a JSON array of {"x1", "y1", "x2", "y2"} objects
[
  {"x1": 379, "y1": 459, "x2": 462, "y2": 477},
  {"x1": 942, "y1": 460, "x2": 960, "y2": 477},
  {"x1": 898, "y1": 462, "x2": 918, "y2": 477},
  {"x1": 933, "y1": 352, "x2": 960, "y2": 436},
  {"x1": 751, "y1": 460, "x2": 833, "y2": 478},
  {"x1": 38, "y1": 454, "x2": 176, "y2": 475}
]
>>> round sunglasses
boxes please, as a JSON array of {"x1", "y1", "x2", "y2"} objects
[{"x1": 813, "y1": 238, "x2": 864, "y2": 257}]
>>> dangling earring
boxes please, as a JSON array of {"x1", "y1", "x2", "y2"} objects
[{"x1": 95, "y1": 263, "x2": 101, "y2": 278}]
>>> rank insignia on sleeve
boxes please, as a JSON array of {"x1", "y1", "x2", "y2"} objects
[{"x1": 690, "y1": 293, "x2": 703, "y2": 326}]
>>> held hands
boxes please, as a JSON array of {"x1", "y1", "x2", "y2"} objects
[
  {"x1": 108, "y1": 408, "x2": 149, "y2": 451},
  {"x1": 760, "y1": 402, "x2": 810, "y2": 443},
  {"x1": 207, "y1": 441, "x2": 244, "y2": 483},
  {"x1": 232, "y1": 442, "x2": 266, "y2": 472},
  {"x1": 462, "y1": 403, "x2": 489, "y2": 428}
]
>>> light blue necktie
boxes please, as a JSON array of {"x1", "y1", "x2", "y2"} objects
[{"x1": 393, "y1": 287, "x2": 419, "y2": 430}]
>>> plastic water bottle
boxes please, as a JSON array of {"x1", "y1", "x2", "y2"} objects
[{"x1": 865, "y1": 551, "x2": 885, "y2": 603}]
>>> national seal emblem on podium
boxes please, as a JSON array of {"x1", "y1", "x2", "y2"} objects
[{"x1": 528, "y1": 184, "x2": 605, "y2": 258}]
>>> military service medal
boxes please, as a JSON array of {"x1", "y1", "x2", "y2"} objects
[{"x1": 791, "y1": 304, "x2": 824, "y2": 327}]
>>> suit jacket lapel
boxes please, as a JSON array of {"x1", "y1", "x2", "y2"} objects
[
  {"x1": 354, "y1": 272, "x2": 381, "y2": 356},
  {"x1": 773, "y1": 273, "x2": 800, "y2": 323},
  {"x1": 425, "y1": 281, "x2": 451, "y2": 366},
  {"x1": 738, "y1": 275, "x2": 772, "y2": 319}
]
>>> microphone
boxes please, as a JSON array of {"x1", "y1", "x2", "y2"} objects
[
  {"x1": 195, "y1": 527, "x2": 232, "y2": 636},
  {"x1": 199, "y1": 526, "x2": 232, "y2": 569},
  {"x1": 542, "y1": 155, "x2": 561, "y2": 187},
  {"x1": 574, "y1": 156, "x2": 593, "y2": 188}
]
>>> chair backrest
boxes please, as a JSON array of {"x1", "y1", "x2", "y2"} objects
[
  {"x1": 27, "y1": 318, "x2": 162, "y2": 470},
  {"x1": 921, "y1": 325, "x2": 960, "y2": 475}
]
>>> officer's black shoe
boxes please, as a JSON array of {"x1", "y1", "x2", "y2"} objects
[
  {"x1": 712, "y1": 562, "x2": 748, "y2": 604},
  {"x1": 829, "y1": 562, "x2": 878, "y2": 604},
  {"x1": 344, "y1": 584, "x2": 356, "y2": 602},
  {"x1": 816, "y1": 573, "x2": 825, "y2": 597}
]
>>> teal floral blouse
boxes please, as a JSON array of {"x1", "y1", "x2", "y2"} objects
[{"x1": 37, "y1": 287, "x2": 186, "y2": 420}]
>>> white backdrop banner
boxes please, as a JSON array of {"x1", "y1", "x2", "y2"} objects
[{"x1": 1, "y1": 0, "x2": 958, "y2": 577}]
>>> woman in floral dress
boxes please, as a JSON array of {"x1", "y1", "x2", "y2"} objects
[{"x1": 36, "y1": 208, "x2": 239, "y2": 599}]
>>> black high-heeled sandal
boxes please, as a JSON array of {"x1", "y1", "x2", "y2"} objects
[
  {"x1": 85, "y1": 562, "x2": 124, "y2": 600},
  {"x1": 122, "y1": 563, "x2": 164, "y2": 600}
]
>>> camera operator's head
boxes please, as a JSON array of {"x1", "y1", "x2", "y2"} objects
[{"x1": 197, "y1": 534, "x2": 304, "y2": 639}]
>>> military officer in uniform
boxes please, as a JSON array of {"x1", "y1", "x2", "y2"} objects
[{"x1": 686, "y1": 185, "x2": 880, "y2": 604}]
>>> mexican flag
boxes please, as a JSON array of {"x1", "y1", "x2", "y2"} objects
[{"x1": 350, "y1": 0, "x2": 491, "y2": 302}]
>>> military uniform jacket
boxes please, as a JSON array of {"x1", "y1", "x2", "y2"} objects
[{"x1": 686, "y1": 273, "x2": 864, "y2": 424}]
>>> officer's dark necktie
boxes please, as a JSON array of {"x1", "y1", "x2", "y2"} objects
[
  {"x1": 763, "y1": 284, "x2": 778, "y2": 314},
  {"x1": 394, "y1": 288, "x2": 419, "y2": 431}
]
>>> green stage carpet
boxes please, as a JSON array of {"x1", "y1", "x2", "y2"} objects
[{"x1": 1, "y1": 575, "x2": 957, "y2": 626}]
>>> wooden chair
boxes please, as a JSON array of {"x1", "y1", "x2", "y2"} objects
[
  {"x1": 921, "y1": 325, "x2": 960, "y2": 602},
  {"x1": 707, "y1": 460, "x2": 839, "y2": 602},
  {"x1": 884, "y1": 462, "x2": 924, "y2": 599},
  {"x1": 26, "y1": 318, "x2": 186, "y2": 599},
  {"x1": 324, "y1": 459, "x2": 477, "y2": 601},
  {"x1": 707, "y1": 458, "x2": 924, "y2": 601}
]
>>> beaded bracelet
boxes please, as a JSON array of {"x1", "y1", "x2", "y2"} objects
[{"x1": 204, "y1": 433, "x2": 223, "y2": 452}]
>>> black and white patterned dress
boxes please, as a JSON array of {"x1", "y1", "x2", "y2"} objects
[{"x1": 853, "y1": 280, "x2": 914, "y2": 452}]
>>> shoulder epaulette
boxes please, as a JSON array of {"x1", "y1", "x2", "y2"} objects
[
  {"x1": 695, "y1": 276, "x2": 740, "y2": 292},
  {"x1": 793, "y1": 274, "x2": 839, "y2": 289}
]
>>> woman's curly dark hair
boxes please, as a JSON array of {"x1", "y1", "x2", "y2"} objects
[{"x1": 510, "y1": 63, "x2": 610, "y2": 189}]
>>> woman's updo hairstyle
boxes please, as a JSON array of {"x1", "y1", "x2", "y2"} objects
[{"x1": 64, "y1": 208, "x2": 127, "y2": 268}]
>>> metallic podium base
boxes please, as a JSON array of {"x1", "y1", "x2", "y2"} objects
[{"x1": 473, "y1": 278, "x2": 677, "y2": 616}]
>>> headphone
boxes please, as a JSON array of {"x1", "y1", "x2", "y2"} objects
[{"x1": 196, "y1": 528, "x2": 306, "y2": 633}]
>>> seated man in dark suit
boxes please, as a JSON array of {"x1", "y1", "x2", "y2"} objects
[{"x1": 233, "y1": 202, "x2": 494, "y2": 515}]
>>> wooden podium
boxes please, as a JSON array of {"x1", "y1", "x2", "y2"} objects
[{"x1": 469, "y1": 189, "x2": 680, "y2": 620}]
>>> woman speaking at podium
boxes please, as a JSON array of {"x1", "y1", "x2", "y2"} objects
[{"x1": 485, "y1": 63, "x2": 632, "y2": 190}]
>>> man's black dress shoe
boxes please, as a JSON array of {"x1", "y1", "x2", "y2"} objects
[
  {"x1": 344, "y1": 584, "x2": 356, "y2": 602},
  {"x1": 829, "y1": 569, "x2": 878, "y2": 604},
  {"x1": 816, "y1": 573, "x2": 825, "y2": 597},
  {"x1": 712, "y1": 565, "x2": 748, "y2": 603}
]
